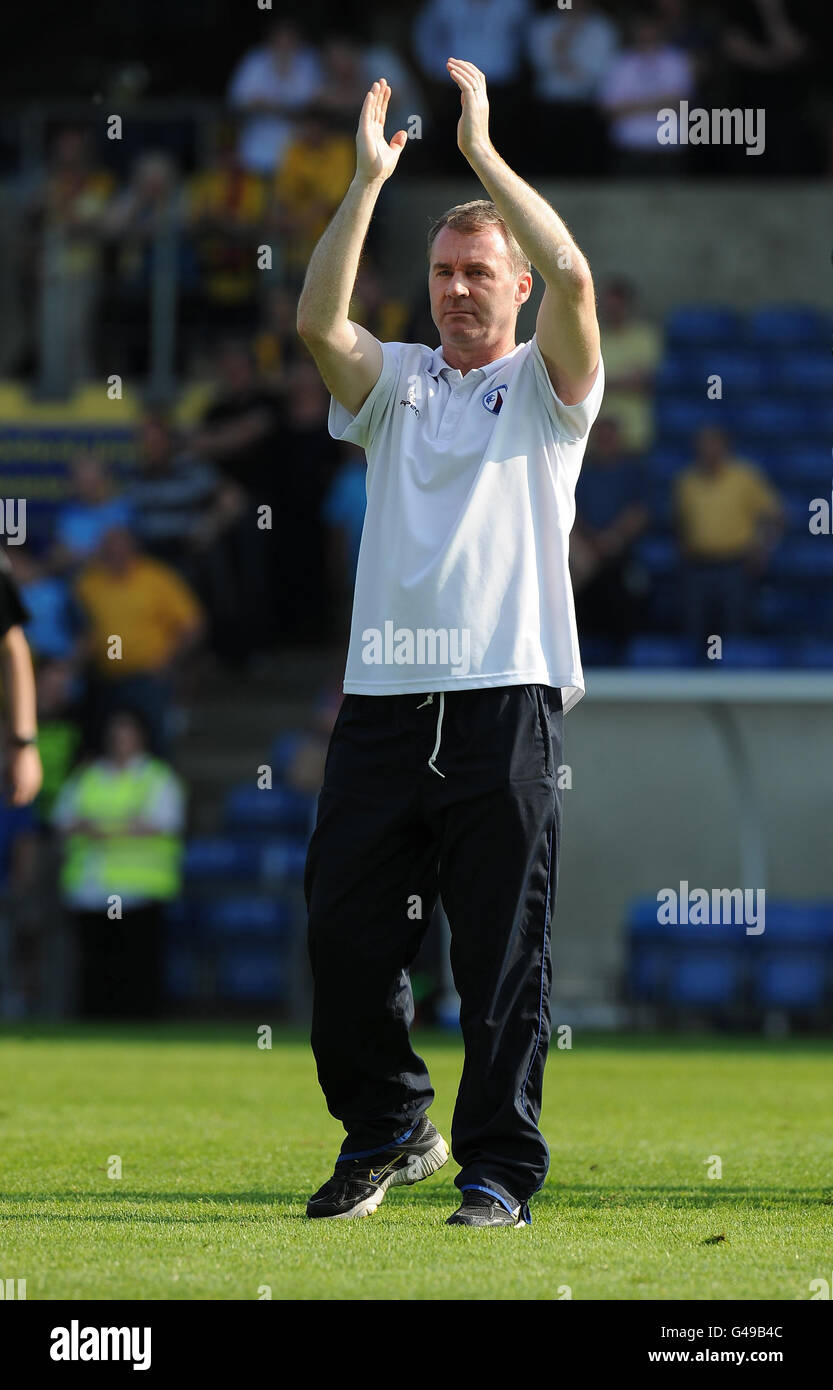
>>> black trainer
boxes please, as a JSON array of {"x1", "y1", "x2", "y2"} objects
[
  {"x1": 306, "y1": 1116, "x2": 449, "y2": 1219},
  {"x1": 446, "y1": 1190, "x2": 530, "y2": 1227}
]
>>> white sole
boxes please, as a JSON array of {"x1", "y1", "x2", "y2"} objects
[{"x1": 324, "y1": 1135, "x2": 450, "y2": 1220}]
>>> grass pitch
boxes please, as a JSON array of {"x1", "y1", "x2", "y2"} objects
[{"x1": 0, "y1": 1025, "x2": 831, "y2": 1301}]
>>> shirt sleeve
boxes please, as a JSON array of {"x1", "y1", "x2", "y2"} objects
[
  {"x1": 153, "y1": 565, "x2": 204, "y2": 632},
  {"x1": 744, "y1": 465, "x2": 781, "y2": 518},
  {"x1": 529, "y1": 335, "x2": 606, "y2": 443},
  {"x1": 138, "y1": 768, "x2": 186, "y2": 833},
  {"x1": 327, "y1": 341, "x2": 403, "y2": 452}
]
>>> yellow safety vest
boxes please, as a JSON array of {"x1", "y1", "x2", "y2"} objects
[{"x1": 61, "y1": 759, "x2": 182, "y2": 901}]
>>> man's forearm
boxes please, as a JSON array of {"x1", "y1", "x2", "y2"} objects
[
  {"x1": 296, "y1": 176, "x2": 385, "y2": 336},
  {"x1": 0, "y1": 628, "x2": 38, "y2": 739},
  {"x1": 466, "y1": 143, "x2": 590, "y2": 294}
]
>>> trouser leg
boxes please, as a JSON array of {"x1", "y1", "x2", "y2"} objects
[
  {"x1": 431, "y1": 684, "x2": 564, "y2": 1208},
  {"x1": 305, "y1": 696, "x2": 440, "y2": 1156}
]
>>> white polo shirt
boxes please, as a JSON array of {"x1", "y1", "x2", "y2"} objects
[{"x1": 328, "y1": 333, "x2": 605, "y2": 712}]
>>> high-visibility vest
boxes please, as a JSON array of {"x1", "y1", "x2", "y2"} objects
[{"x1": 61, "y1": 758, "x2": 182, "y2": 901}]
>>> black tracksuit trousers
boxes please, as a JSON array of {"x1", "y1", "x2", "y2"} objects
[{"x1": 304, "y1": 682, "x2": 564, "y2": 1212}]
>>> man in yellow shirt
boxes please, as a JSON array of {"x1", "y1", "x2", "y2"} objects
[
  {"x1": 75, "y1": 526, "x2": 205, "y2": 757},
  {"x1": 674, "y1": 427, "x2": 783, "y2": 651},
  {"x1": 273, "y1": 108, "x2": 355, "y2": 279},
  {"x1": 599, "y1": 278, "x2": 662, "y2": 454}
]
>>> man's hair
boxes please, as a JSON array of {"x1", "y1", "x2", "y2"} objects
[{"x1": 426, "y1": 200, "x2": 531, "y2": 279}]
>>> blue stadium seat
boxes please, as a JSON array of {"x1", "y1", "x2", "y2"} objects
[
  {"x1": 628, "y1": 947, "x2": 667, "y2": 1002},
  {"x1": 633, "y1": 536, "x2": 678, "y2": 574},
  {"x1": 223, "y1": 783, "x2": 314, "y2": 833},
  {"x1": 763, "y1": 901, "x2": 833, "y2": 944},
  {"x1": 747, "y1": 307, "x2": 828, "y2": 348},
  {"x1": 579, "y1": 635, "x2": 617, "y2": 665},
  {"x1": 644, "y1": 444, "x2": 691, "y2": 478},
  {"x1": 626, "y1": 635, "x2": 696, "y2": 667},
  {"x1": 656, "y1": 397, "x2": 727, "y2": 439},
  {"x1": 627, "y1": 897, "x2": 665, "y2": 935},
  {"x1": 732, "y1": 401, "x2": 813, "y2": 440},
  {"x1": 655, "y1": 355, "x2": 699, "y2": 393},
  {"x1": 762, "y1": 446, "x2": 827, "y2": 485},
  {"x1": 770, "y1": 543, "x2": 833, "y2": 580},
  {"x1": 794, "y1": 639, "x2": 833, "y2": 669},
  {"x1": 666, "y1": 306, "x2": 741, "y2": 348},
  {"x1": 217, "y1": 948, "x2": 286, "y2": 1000},
  {"x1": 259, "y1": 838, "x2": 308, "y2": 882},
  {"x1": 698, "y1": 352, "x2": 767, "y2": 393},
  {"x1": 669, "y1": 953, "x2": 740, "y2": 1007},
  {"x1": 202, "y1": 897, "x2": 291, "y2": 938},
  {"x1": 771, "y1": 353, "x2": 833, "y2": 395},
  {"x1": 267, "y1": 731, "x2": 305, "y2": 776},
  {"x1": 184, "y1": 837, "x2": 261, "y2": 882},
  {"x1": 754, "y1": 956, "x2": 825, "y2": 1010},
  {"x1": 719, "y1": 638, "x2": 788, "y2": 669}
]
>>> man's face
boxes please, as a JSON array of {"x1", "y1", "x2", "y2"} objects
[{"x1": 428, "y1": 227, "x2": 530, "y2": 355}]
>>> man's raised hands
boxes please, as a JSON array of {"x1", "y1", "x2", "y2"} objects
[{"x1": 356, "y1": 78, "x2": 407, "y2": 185}]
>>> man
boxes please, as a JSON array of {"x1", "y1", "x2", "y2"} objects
[
  {"x1": 674, "y1": 426, "x2": 782, "y2": 651},
  {"x1": 571, "y1": 416, "x2": 650, "y2": 655},
  {"x1": 75, "y1": 526, "x2": 204, "y2": 757},
  {"x1": 297, "y1": 61, "x2": 603, "y2": 1227}
]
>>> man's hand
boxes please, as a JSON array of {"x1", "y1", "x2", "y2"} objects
[
  {"x1": 447, "y1": 58, "x2": 493, "y2": 160},
  {"x1": 356, "y1": 79, "x2": 407, "y2": 186}
]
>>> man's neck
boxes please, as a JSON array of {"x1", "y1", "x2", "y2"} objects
[{"x1": 440, "y1": 338, "x2": 517, "y2": 376}]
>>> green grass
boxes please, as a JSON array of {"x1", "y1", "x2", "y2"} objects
[{"x1": 1, "y1": 1026, "x2": 831, "y2": 1300}]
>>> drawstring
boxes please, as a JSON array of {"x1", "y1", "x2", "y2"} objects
[{"x1": 416, "y1": 692, "x2": 446, "y2": 778}]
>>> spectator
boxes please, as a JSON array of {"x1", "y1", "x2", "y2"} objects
[
  {"x1": 316, "y1": 38, "x2": 372, "y2": 125},
  {"x1": 189, "y1": 343, "x2": 285, "y2": 661},
  {"x1": 720, "y1": 0, "x2": 815, "y2": 174},
  {"x1": 321, "y1": 445, "x2": 368, "y2": 637},
  {"x1": 348, "y1": 256, "x2": 410, "y2": 343},
  {"x1": 363, "y1": 14, "x2": 426, "y2": 149},
  {"x1": 271, "y1": 107, "x2": 355, "y2": 284},
  {"x1": 48, "y1": 452, "x2": 133, "y2": 576},
  {"x1": 52, "y1": 708, "x2": 185, "y2": 1019},
  {"x1": 227, "y1": 20, "x2": 323, "y2": 175},
  {"x1": 102, "y1": 152, "x2": 194, "y2": 375},
  {"x1": 5, "y1": 546, "x2": 78, "y2": 663},
  {"x1": 674, "y1": 426, "x2": 783, "y2": 649},
  {"x1": 253, "y1": 284, "x2": 302, "y2": 389},
  {"x1": 75, "y1": 525, "x2": 205, "y2": 757},
  {"x1": 600, "y1": 11, "x2": 694, "y2": 174},
  {"x1": 185, "y1": 133, "x2": 269, "y2": 350},
  {"x1": 33, "y1": 659, "x2": 82, "y2": 824},
  {"x1": 272, "y1": 359, "x2": 340, "y2": 644},
  {"x1": 21, "y1": 127, "x2": 115, "y2": 382},
  {"x1": 128, "y1": 412, "x2": 241, "y2": 572},
  {"x1": 413, "y1": 0, "x2": 531, "y2": 168},
  {"x1": 526, "y1": 1, "x2": 619, "y2": 174},
  {"x1": 571, "y1": 417, "x2": 651, "y2": 654},
  {"x1": 598, "y1": 278, "x2": 662, "y2": 455}
]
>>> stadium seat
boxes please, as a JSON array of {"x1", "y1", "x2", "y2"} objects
[
  {"x1": 626, "y1": 634, "x2": 696, "y2": 667},
  {"x1": 753, "y1": 955, "x2": 825, "y2": 1010},
  {"x1": 770, "y1": 543, "x2": 833, "y2": 580},
  {"x1": 697, "y1": 352, "x2": 767, "y2": 394},
  {"x1": 747, "y1": 306, "x2": 829, "y2": 348},
  {"x1": 656, "y1": 397, "x2": 728, "y2": 439},
  {"x1": 184, "y1": 837, "x2": 261, "y2": 882},
  {"x1": 259, "y1": 838, "x2": 308, "y2": 882},
  {"x1": 644, "y1": 444, "x2": 691, "y2": 478},
  {"x1": 666, "y1": 306, "x2": 741, "y2": 348},
  {"x1": 763, "y1": 901, "x2": 833, "y2": 944},
  {"x1": 794, "y1": 638, "x2": 833, "y2": 669},
  {"x1": 633, "y1": 536, "x2": 678, "y2": 575},
  {"x1": 223, "y1": 783, "x2": 314, "y2": 833},
  {"x1": 719, "y1": 638, "x2": 788, "y2": 669},
  {"x1": 732, "y1": 401, "x2": 813, "y2": 440},
  {"x1": 267, "y1": 731, "x2": 305, "y2": 777},
  {"x1": 771, "y1": 353, "x2": 833, "y2": 395},
  {"x1": 202, "y1": 896, "x2": 291, "y2": 938},
  {"x1": 669, "y1": 953, "x2": 740, "y2": 1007},
  {"x1": 217, "y1": 948, "x2": 286, "y2": 1000}
]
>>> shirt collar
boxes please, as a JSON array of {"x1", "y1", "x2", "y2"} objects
[{"x1": 426, "y1": 340, "x2": 525, "y2": 382}]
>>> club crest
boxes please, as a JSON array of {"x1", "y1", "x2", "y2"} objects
[{"x1": 482, "y1": 384, "x2": 508, "y2": 414}]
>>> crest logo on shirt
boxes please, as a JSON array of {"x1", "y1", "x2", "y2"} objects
[{"x1": 482, "y1": 384, "x2": 508, "y2": 415}]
